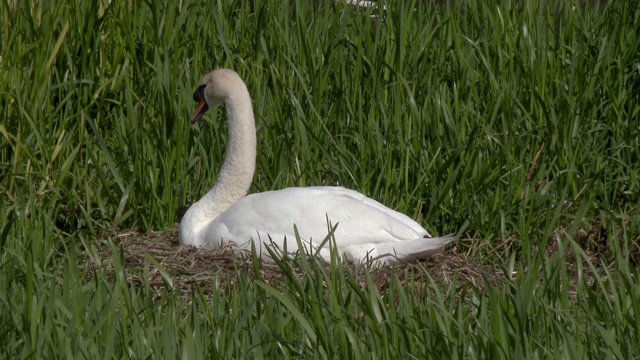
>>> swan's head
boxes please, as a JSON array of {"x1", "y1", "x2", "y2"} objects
[{"x1": 190, "y1": 69, "x2": 242, "y2": 123}]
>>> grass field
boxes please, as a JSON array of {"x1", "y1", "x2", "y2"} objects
[{"x1": 1, "y1": 0, "x2": 639, "y2": 358}]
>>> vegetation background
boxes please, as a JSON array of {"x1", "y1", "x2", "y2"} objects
[{"x1": 1, "y1": 0, "x2": 639, "y2": 358}]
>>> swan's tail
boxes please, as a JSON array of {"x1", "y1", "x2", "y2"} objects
[{"x1": 342, "y1": 234, "x2": 458, "y2": 266}]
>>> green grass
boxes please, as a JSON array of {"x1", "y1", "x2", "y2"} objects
[{"x1": 1, "y1": 0, "x2": 639, "y2": 358}]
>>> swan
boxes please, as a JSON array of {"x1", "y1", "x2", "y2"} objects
[{"x1": 179, "y1": 69, "x2": 456, "y2": 265}]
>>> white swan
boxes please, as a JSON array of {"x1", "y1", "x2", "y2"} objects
[{"x1": 179, "y1": 69, "x2": 456, "y2": 265}]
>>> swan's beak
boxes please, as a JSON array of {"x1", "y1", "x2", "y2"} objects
[{"x1": 190, "y1": 98, "x2": 209, "y2": 123}]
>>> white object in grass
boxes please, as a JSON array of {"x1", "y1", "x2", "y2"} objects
[{"x1": 179, "y1": 69, "x2": 455, "y2": 265}]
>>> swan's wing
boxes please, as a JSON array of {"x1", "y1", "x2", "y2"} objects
[
  {"x1": 204, "y1": 187, "x2": 430, "y2": 252},
  {"x1": 306, "y1": 186, "x2": 432, "y2": 237}
]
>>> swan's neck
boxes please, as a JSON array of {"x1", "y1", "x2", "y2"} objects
[
  {"x1": 203, "y1": 93, "x2": 257, "y2": 213},
  {"x1": 181, "y1": 87, "x2": 256, "y2": 245}
]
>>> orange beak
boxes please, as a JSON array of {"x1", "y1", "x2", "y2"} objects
[{"x1": 190, "y1": 97, "x2": 209, "y2": 123}]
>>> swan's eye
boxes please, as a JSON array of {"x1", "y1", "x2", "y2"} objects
[{"x1": 193, "y1": 84, "x2": 206, "y2": 102}]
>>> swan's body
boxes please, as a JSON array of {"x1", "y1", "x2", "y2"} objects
[{"x1": 179, "y1": 69, "x2": 455, "y2": 265}]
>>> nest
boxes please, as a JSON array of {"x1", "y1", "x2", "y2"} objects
[
  {"x1": 79, "y1": 228, "x2": 505, "y2": 296},
  {"x1": 79, "y1": 227, "x2": 614, "y2": 301}
]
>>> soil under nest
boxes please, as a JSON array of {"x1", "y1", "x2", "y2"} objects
[{"x1": 79, "y1": 227, "x2": 614, "y2": 298}]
